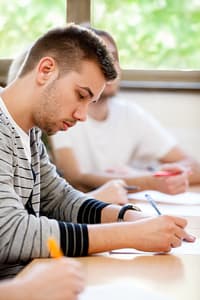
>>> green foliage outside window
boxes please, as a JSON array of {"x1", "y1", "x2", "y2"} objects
[
  {"x1": 91, "y1": 0, "x2": 200, "y2": 70},
  {"x1": 1, "y1": 0, "x2": 200, "y2": 70},
  {"x1": 0, "y1": 0, "x2": 65, "y2": 58}
]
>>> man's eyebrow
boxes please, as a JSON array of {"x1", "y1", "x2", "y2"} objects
[{"x1": 80, "y1": 86, "x2": 94, "y2": 98}]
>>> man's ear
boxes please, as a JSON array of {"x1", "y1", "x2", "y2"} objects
[{"x1": 36, "y1": 57, "x2": 58, "y2": 85}]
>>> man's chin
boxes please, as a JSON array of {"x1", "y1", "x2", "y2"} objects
[
  {"x1": 44, "y1": 129, "x2": 58, "y2": 136},
  {"x1": 46, "y1": 131, "x2": 55, "y2": 136}
]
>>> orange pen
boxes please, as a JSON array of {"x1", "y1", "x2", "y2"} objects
[{"x1": 47, "y1": 237, "x2": 63, "y2": 258}]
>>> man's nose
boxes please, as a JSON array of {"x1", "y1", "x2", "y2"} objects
[{"x1": 73, "y1": 105, "x2": 88, "y2": 122}]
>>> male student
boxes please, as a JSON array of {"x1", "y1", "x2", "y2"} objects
[
  {"x1": 0, "y1": 24, "x2": 194, "y2": 279},
  {"x1": 0, "y1": 258, "x2": 84, "y2": 300},
  {"x1": 51, "y1": 27, "x2": 200, "y2": 197}
]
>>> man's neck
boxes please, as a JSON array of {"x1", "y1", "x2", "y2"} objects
[
  {"x1": 88, "y1": 96, "x2": 110, "y2": 121},
  {"x1": 1, "y1": 80, "x2": 34, "y2": 133}
]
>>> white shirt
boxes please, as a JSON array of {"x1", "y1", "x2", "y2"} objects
[
  {"x1": 51, "y1": 98, "x2": 177, "y2": 173},
  {"x1": 0, "y1": 91, "x2": 31, "y2": 162}
]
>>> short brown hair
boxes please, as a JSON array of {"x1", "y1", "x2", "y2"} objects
[
  {"x1": 19, "y1": 24, "x2": 117, "y2": 81},
  {"x1": 84, "y1": 26, "x2": 119, "y2": 62}
]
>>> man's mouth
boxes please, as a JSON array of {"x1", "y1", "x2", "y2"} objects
[{"x1": 62, "y1": 121, "x2": 75, "y2": 131}]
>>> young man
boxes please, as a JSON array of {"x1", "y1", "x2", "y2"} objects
[
  {"x1": 51, "y1": 28, "x2": 200, "y2": 196},
  {"x1": 0, "y1": 24, "x2": 194, "y2": 278}
]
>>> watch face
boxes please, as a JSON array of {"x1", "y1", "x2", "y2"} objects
[
  {"x1": 130, "y1": 204, "x2": 141, "y2": 212},
  {"x1": 125, "y1": 204, "x2": 141, "y2": 211}
]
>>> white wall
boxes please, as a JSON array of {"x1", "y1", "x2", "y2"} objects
[{"x1": 119, "y1": 89, "x2": 200, "y2": 161}]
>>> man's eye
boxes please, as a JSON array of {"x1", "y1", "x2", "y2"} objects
[{"x1": 79, "y1": 93, "x2": 85, "y2": 99}]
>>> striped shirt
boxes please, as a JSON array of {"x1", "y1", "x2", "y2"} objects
[{"x1": 0, "y1": 106, "x2": 108, "y2": 279}]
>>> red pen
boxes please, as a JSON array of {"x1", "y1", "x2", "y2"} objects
[{"x1": 153, "y1": 170, "x2": 181, "y2": 177}]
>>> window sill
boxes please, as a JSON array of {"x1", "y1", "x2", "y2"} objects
[{"x1": 121, "y1": 69, "x2": 200, "y2": 90}]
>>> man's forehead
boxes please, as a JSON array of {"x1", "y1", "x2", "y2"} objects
[{"x1": 78, "y1": 62, "x2": 106, "y2": 87}]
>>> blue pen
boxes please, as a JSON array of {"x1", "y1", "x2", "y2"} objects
[{"x1": 145, "y1": 193, "x2": 162, "y2": 215}]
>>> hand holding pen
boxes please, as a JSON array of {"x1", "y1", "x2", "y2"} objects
[
  {"x1": 136, "y1": 193, "x2": 189, "y2": 250},
  {"x1": 45, "y1": 238, "x2": 85, "y2": 299},
  {"x1": 151, "y1": 163, "x2": 191, "y2": 178},
  {"x1": 150, "y1": 167, "x2": 189, "y2": 195},
  {"x1": 47, "y1": 237, "x2": 63, "y2": 258}
]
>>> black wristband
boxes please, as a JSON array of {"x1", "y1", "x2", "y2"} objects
[{"x1": 117, "y1": 203, "x2": 141, "y2": 222}]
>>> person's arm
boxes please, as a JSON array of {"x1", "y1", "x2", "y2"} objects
[
  {"x1": 0, "y1": 258, "x2": 84, "y2": 300},
  {"x1": 87, "y1": 204, "x2": 195, "y2": 254}
]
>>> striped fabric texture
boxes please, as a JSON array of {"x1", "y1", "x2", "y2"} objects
[{"x1": 0, "y1": 110, "x2": 108, "y2": 278}]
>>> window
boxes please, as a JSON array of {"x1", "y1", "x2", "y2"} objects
[
  {"x1": 91, "y1": 0, "x2": 200, "y2": 70},
  {"x1": 0, "y1": 0, "x2": 66, "y2": 59}
]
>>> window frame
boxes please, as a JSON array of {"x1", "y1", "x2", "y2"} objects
[{"x1": 1, "y1": 0, "x2": 200, "y2": 90}]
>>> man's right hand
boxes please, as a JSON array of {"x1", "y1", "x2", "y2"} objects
[{"x1": 127, "y1": 215, "x2": 195, "y2": 252}]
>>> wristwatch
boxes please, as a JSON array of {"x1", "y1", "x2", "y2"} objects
[{"x1": 117, "y1": 203, "x2": 141, "y2": 222}]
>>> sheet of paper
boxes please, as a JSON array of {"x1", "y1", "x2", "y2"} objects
[
  {"x1": 172, "y1": 238, "x2": 200, "y2": 255},
  {"x1": 128, "y1": 190, "x2": 200, "y2": 205},
  {"x1": 110, "y1": 238, "x2": 200, "y2": 255},
  {"x1": 133, "y1": 202, "x2": 200, "y2": 216},
  {"x1": 110, "y1": 248, "x2": 152, "y2": 255},
  {"x1": 79, "y1": 281, "x2": 168, "y2": 300}
]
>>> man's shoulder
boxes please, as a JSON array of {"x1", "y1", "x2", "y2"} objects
[{"x1": 0, "y1": 113, "x2": 15, "y2": 137}]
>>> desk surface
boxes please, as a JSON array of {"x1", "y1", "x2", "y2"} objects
[
  {"x1": 19, "y1": 187, "x2": 200, "y2": 300},
  {"x1": 77, "y1": 252, "x2": 200, "y2": 300}
]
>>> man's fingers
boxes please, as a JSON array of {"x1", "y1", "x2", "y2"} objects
[
  {"x1": 183, "y1": 233, "x2": 196, "y2": 243},
  {"x1": 173, "y1": 216, "x2": 187, "y2": 228}
]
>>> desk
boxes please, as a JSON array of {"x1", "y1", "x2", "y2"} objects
[{"x1": 19, "y1": 187, "x2": 200, "y2": 300}]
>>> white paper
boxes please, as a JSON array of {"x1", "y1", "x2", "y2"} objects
[
  {"x1": 171, "y1": 238, "x2": 200, "y2": 255},
  {"x1": 133, "y1": 202, "x2": 200, "y2": 216},
  {"x1": 110, "y1": 248, "x2": 153, "y2": 255},
  {"x1": 110, "y1": 238, "x2": 200, "y2": 256},
  {"x1": 79, "y1": 281, "x2": 168, "y2": 300},
  {"x1": 129, "y1": 190, "x2": 200, "y2": 205}
]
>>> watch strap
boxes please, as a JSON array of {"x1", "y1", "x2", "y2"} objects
[{"x1": 117, "y1": 203, "x2": 141, "y2": 222}]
